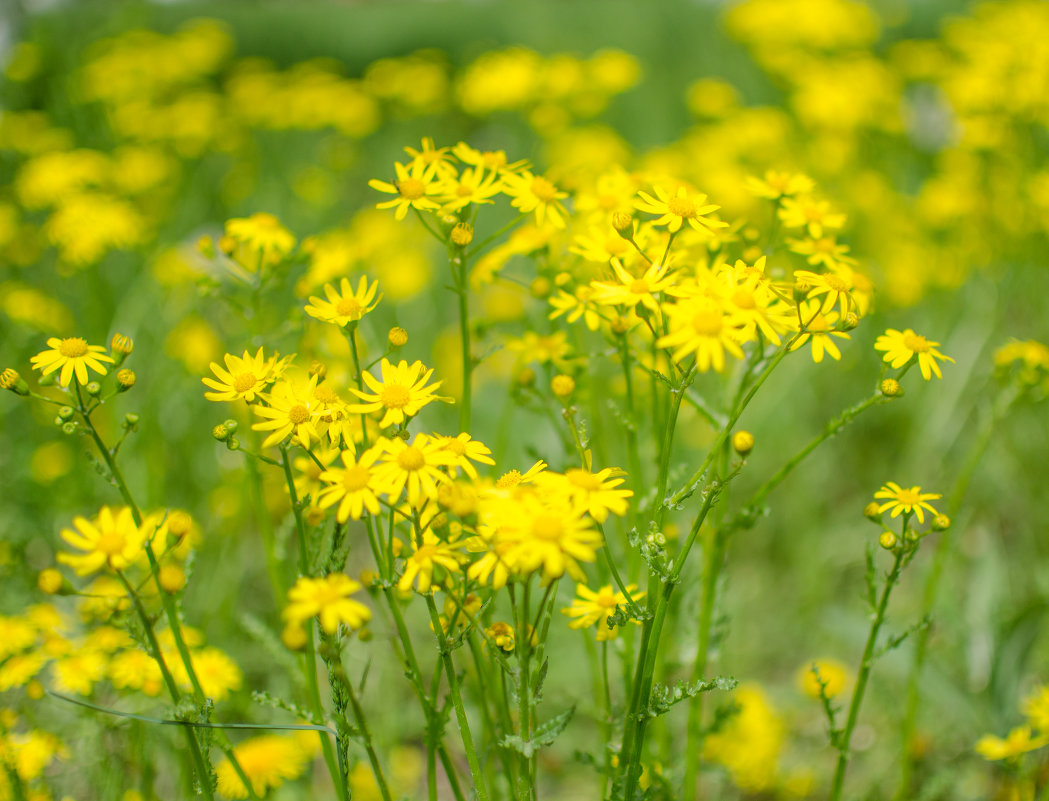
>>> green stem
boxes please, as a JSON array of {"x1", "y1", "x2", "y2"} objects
[
  {"x1": 830, "y1": 549, "x2": 906, "y2": 801},
  {"x1": 618, "y1": 334, "x2": 644, "y2": 533},
  {"x1": 453, "y1": 245, "x2": 473, "y2": 433}
]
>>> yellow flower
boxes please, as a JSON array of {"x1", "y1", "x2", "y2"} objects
[
  {"x1": 635, "y1": 184, "x2": 727, "y2": 235},
  {"x1": 794, "y1": 269, "x2": 856, "y2": 318},
  {"x1": 744, "y1": 170, "x2": 815, "y2": 201},
  {"x1": 403, "y1": 137, "x2": 457, "y2": 179},
  {"x1": 433, "y1": 433, "x2": 495, "y2": 479},
  {"x1": 201, "y1": 347, "x2": 275, "y2": 403},
  {"x1": 216, "y1": 733, "x2": 317, "y2": 799},
  {"x1": 252, "y1": 374, "x2": 322, "y2": 449},
  {"x1": 548, "y1": 287, "x2": 603, "y2": 332},
  {"x1": 57, "y1": 506, "x2": 146, "y2": 576},
  {"x1": 304, "y1": 276, "x2": 382, "y2": 327},
  {"x1": 436, "y1": 166, "x2": 503, "y2": 210},
  {"x1": 798, "y1": 659, "x2": 849, "y2": 699},
  {"x1": 283, "y1": 574, "x2": 371, "y2": 635},
  {"x1": 317, "y1": 447, "x2": 384, "y2": 522},
  {"x1": 777, "y1": 196, "x2": 846, "y2": 239},
  {"x1": 1023, "y1": 685, "x2": 1049, "y2": 732},
  {"x1": 591, "y1": 260, "x2": 675, "y2": 319},
  {"x1": 874, "y1": 328, "x2": 955, "y2": 380},
  {"x1": 368, "y1": 160, "x2": 443, "y2": 220},
  {"x1": 703, "y1": 684, "x2": 783, "y2": 793},
  {"x1": 873, "y1": 482, "x2": 941, "y2": 524},
  {"x1": 494, "y1": 460, "x2": 547, "y2": 490},
  {"x1": 788, "y1": 300, "x2": 850, "y2": 363},
  {"x1": 30, "y1": 336, "x2": 114, "y2": 387},
  {"x1": 657, "y1": 297, "x2": 745, "y2": 372},
  {"x1": 397, "y1": 529, "x2": 469, "y2": 593},
  {"x1": 501, "y1": 171, "x2": 568, "y2": 228},
  {"x1": 535, "y1": 468, "x2": 633, "y2": 523},
  {"x1": 372, "y1": 434, "x2": 457, "y2": 508},
  {"x1": 562, "y1": 583, "x2": 643, "y2": 641},
  {"x1": 975, "y1": 726, "x2": 1049, "y2": 761},
  {"x1": 187, "y1": 647, "x2": 242, "y2": 702},
  {"x1": 224, "y1": 213, "x2": 297, "y2": 267},
  {"x1": 347, "y1": 358, "x2": 444, "y2": 429}
]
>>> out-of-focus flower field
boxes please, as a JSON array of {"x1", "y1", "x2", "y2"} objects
[{"x1": 1, "y1": 0, "x2": 1048, "y2": 799}]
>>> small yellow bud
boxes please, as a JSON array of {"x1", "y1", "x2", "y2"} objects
[
  {"x1": 931, "y1": 514, "x2": 951, "y2": 531},
  {"x1": 731, "y1": 430, "x2": 755, "y2": 456},
  {"x1": 116, "y1": 369, "x2": 136, "y2": 390},
  {"x1": 430, "y1": 512, "x2": 449, "y2": 530},
  {"x1": 530, "y1": 277, "x2": 552, "y2": 298},
  {"x1": 878, "y1": 531, "x2": 897, "y2": 550},
  {"x1": 282, "y1": 624, "x2": 307, "y2": 651},
  {"x1": 167, "y1": 510, "x2": 193, "y2": 540},
  {"x1": 451, "y1": 222, "x2": 474, "y2": 247},
  {"x1": 388, "y1": 327, "x2": 408, "y2": 348},
  {"x1": 440, "y1": 214, "x2": 459, "y2": 230},
  {"x1": 212, "y1": 424, "x2": 230, "y2": 441},
  {"x1": 863, "y1": 502, "x2": 883, "y2": 521},
  {"x1": 218, "y1": 235, "x2": 236, "y2": 256},
  {"x1": 158, "y1": 564, "x2": 186, "y2": 594},
  {"x1": 551, "y1": 374, "x2": 575, "y2": 399},
  {"x1": 309, "y1": 360, "x2": 328, "y2": 379},
  {"x1": 359, "y1": 569, "x2": 380, "y2": 587},
  {"x1": 880, "y1": 378, "x2": 902, "y2": 397},
  {"x1": 110, "y1": 333, "x2": 134, "y2": 355},
  {"x1": 841, "y1": 312, "x2": 860, "y2": 331},
  {"x1": 610, "y1": 316, "x2": 631, "y2": 335},
  {"x1": 611, "y1": 211, "x2": 634, "y2": 235},
  {"x1": 38, "y1": 568, "x2": 64, "y2": 595},
  {"x1": 554, "y1": 271, "x2": 572, "y2": 287},
  {"x1": 1, "y1": 368, "x2": 29, "y2": 395}
]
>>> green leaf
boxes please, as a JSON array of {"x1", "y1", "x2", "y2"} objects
[
  {"x1": 500, "y1": 706, "x2": 575, "y2": 757},
  {"x1": 645, "y1": 677, "x2": 737, "y2": 719}
]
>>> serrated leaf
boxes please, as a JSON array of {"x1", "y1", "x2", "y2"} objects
[
  {"x1": 645, "y1": 677, "x2": 737, "y2": 719},
  {"x1": 500, "y1": 706, "x2": 575, "y2": 757}
]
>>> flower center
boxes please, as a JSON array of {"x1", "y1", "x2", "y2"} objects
[
  {"x1": 342, "y1": 466, "x2": 371, "y2": 491},
  {"x1": 96, "y1": 530, "x2": 127, "y2": 557},
  {"x1": 397, "y1": 447, "x2": 426, "y2": 471},
  {"x1": 597, "y1": 589, "x2": 618, "y2": 608},
  {"x1": 806, "y1": 314, "x2": 830, "y2": 333},
  {"x1": 667, "y1": 197, "x2": 697, "y2": 219},
  {"x1": 336, "y1": 297, "x2": 362, "y2": 317},
  {"x1": 381, "y1": 383, "x2": 411, "y2": 409},
  {"x1": 314, "y1": 386, "x2": 338, "y2": 404},
  {"x1": 731, "y1": 289, "x2": 756, "y2": 310},
  {"x1": 233, "y1": 372, "x2": 257, "y2": 393},
  {"x1": 629, "y1": 279, "x2": 650, "y2": 295},
  {"x1": 495, "y1": 470, "x2": 522, "y2": 489},
  {"x1": 532, "y1": 514, "x2": 564, "y2": 541},
  {"x1": 530, "y1": 177, "x2": 558, "y2": 202},
  {"x1": 443, "y1": 439, "x2": 467, "y2": 456},
  {"x1": 895, "y1": 488, "x2": 920, "y2": 505},
  {"x1": 903, "y1": 333, "x2": 930, "y2": 353},
  {"x1": 398, "y1": 178, "x2": 425, "y2": 200},
  {"x1": 59, "y1": 338, "x2": 89, "y2": 358},
  {"x1": 823, "y1": 274, "x2": 848, "y2": 292},
  {"x1": 482, "y1": 152, "x2": 507, "y2": 169},
  {"x1": 691, "y1": 310, "x2": 723, "y2": 336},
  {"x1": 804, "y1": 204, "x2": 823, "y2": 221},
  {"x1": 456, "y1": 184, "x2": 474, "y2": 197},
  {"x1": 288, "y1": 404, "x2": 310, "y2": 425}
]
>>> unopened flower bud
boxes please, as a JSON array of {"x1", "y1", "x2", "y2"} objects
[
  {"x1": 388, "y1": 327, "x2": 408, "y2": 348},
  {"x1": 168, "y1": 510, "x2": 193, "y2": 541},
  {"x1": 304, "y1": 506, "x2": 326, "y2": 527},
  {"x1": 38, "y1": 568, "x2": 65, "y2": 595},
  {"x1": 85, "y1": 381, "x2": 102, "y2": 397},
  {"x1": 863, "y1": 502, "x2": 882, "y2": 522},
  {"x1": 880, "y1": 379, "x2": 902, "y2": 398},
  {"x1": 212, "y1": 423, "x2": 229, "y2": 441},
  {"x1": 904, "y1": 527, "x2": 921, "y2": 543},
  {"x1": 61, "y1": 422, "x2": 76, "y2": 435},
  {"x1": 731, "y1": 430, "x2": 754, "y2": 456},
  {"x1": 309, "y1": 360, "x2": 327, "y2": 379},
  {"x1": 451, "y1": 223, "x2": 474, "y2": 247},
  {"x1": 117, "y1": 369, "x2": 136, "y2": 390},
  {"x1": 110, "y1": 333, "x2": 134, "y2": 356},
  {"x1": 551, "y1": 374, "x2": 575, "y2": 399},
  {"x1": 282, "y1": 625, "x2": 307, "y2": 651},
  {"x1": 611, "y1": 316, "x2": 631, "y2": 335},
  {"x1": 441, "y1": 214, "x2": 459, "y2": 230},
  {"x1": 611, "y1": 212, "x2": 634, "y2": 236},
  {"x1": 57, "y1": 406, "x2": 75, "y2": 422},
  {"x1": 840, "y1": 312, "x2": 860, "y2": 331},
  {"x1": 223, "y1": 419, "x2": 238, "y2": 434},
  {"x1": 878, "y1": 531, "x2": 897, "y2": 550},
  {"x1": 1, "y1": 368, "x2": 29, "y2": 396},
  {"x1": 123, "y1": 413, "x2": 139, "y2": 429},
  {"x1": 158, "y1": 564, "x2": 186, "y2": 594},
  {"x1": 931, "y1": 514, "x2": 951, "y2": 532},
  {"x1": 530, "y1": 277, "x2": 552, "y2": 298}
]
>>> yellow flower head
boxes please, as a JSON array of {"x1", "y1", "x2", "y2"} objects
[
  {"x1": 372, "y1": 434, "x2": 458, "y2": 508},
  {"x1": 216, "y1": 733, "x2": 317, "y2": 799},
  {"x1": 657, "y1": 297, "x2": 745, "y2": 372},
  {"x1": 562, "y1": 583, "x2": 644, "y2": 641},
  {"x1": 635, "y1": 184, "x2": 727, "y2": 235},
  {"x1": 797, "y1": 659, "x2": 849, "y2": 699},
  {"x1": 397, "y1": 529, "x2": 469, "y2": 593},
  {"x1": 304, "y1": 276, "x2": 381, "y2": 327},
  {"x1": 252, "y1": 374, "x2": 322, "y2": 449},
  {"x1": 283, "y1": 574, "x2": 371, "y2": 635},
  {"x1": 368, "y1": 160, "x2": 443, "y2": 220},
  {"x1": 57, "y1": 506, "x2": 146, "y2": 576},
  {"x1": 975, "y1": 726, "x2": 1049, "y2": 761},
  {"x1": 789, "y1": 299, "x2": 850, "y2": 364},
  {"x1": 224, "y1": 212, "x2": 297, "y2": 268},
  {"x1": 501, "y1": 171, "x2": 569, "y2": 229},
  {"x1": 347, "y1": 358, "x2": 445, "y2": 429},
  {"x1": 30, "y1": 336, "x2": 114, "y2": 387},
  {"x1": 873, "y1": 481, "x2": 941, "y2": 524},
  {"x1": 317, "y1": 447, "x2": 384, "y2": 522},
  {"x1": 202, "y1": 346, "x2": 275, "y2": 403},
  {"x1": 874, "y1": 328, "x2": 955, "y2": 380}
]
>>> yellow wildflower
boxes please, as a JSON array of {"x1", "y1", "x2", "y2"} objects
[{"x1": 30, "y1": 336, "x2": 114, "y2": 387}]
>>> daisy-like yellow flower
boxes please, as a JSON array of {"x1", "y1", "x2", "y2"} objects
[
  {"x1": 657, "y1": 297, "x2": 745, "y2": 372},
  {"x1": 548, "y1": 287, "x2": 603, "y2": 332},
  {"x1": 224, "y1": 213, "x2": 297, "y2": 267},
  {"x1": 797, "y1": 659, "x2": 849, "y2": 699},
  {"x1": 634, "y1": 184, "x2": 727, "y2": 235},
  {"x1": 304, "y1": 276, "x2": 381, "y2": 327},
  {"x1": 216, "y1": 733, "x2": 317, "y2": 799},
  {"x1": 187, "y1": 647, "x2": 242, "y2": 702},
  {"x1": 1024, "y1": 685, "x2": 1049, "y2": 732},
  {"x1": 453, "y1": 141, "x2": 530, "y2": 174},
  {"x1": 347, "y1": 358, "x2": 444, "y2": 429},
  {"x1": 368, "y1": 161, "x2": 443, "y2": 220},
  {"x1": 535, "y1": 468, "x2": 633, "y2": 523},
  {"x1": 777, "y1": 197, "x2": 846, "y2": 240},
  {"x1": 501, "y1": 171, "x2": 568, "y2": 229},
  {"x1": 436, "y1": 166, "x2": 503, "y2": 210},
  {"x1": 57, "y1": 506, "x2": 145, "y2": 576},
  {"x1": 252, "y1": 374, "x2": 322, "y2": 449},
  {"x1": 720, "y1": 264, "x2": 795, "y2": 346},
  {"x1": 434, "y1": 433, "x2": 495, "y2": 479},
  {"x1": 794, "y1": 269, "x2": 855, "y2": 318},
  {"x1": 397, "y1": 529, "x2": 469, "y2": 593},
  {"x1": 789, "y1": 299, "x2": 850, "y2": 363},
  {"x1": 404, "y1": 137, "x2": 457, "y2": 179},
  {"x1": 562, "y1": 583, "x2": 643, "y2": 641},
  {"x1": 30, "y1": 336, "x2": 114, "y2": 387},
  {"x1": 494, "y1": 460, "x2": 547, "y2": 490},
  {"x1": 372, "y1": 434, "x2": 457, "y2": 508},
  {"x1": 316, "y1": 447, "x2": 384, "y2": 522},
  {"x1": 975, "y1": 726, "x2": 1049, "y2": 761},
  {"x1": 873, "y1": 482, "x2": 941, "y2": 524},
  {"x1": 744, "y1": 170, "x2": 815, "y2": 201},
  {"x1": 787, "y1": 236, "x2": 857, "y2": 271},
  {"x1": 201, "y1": 347, "x2": 274, "y2": 403},
  {"x1": 874, "y1": 328, "x2": 955, "y2": 380},
  {"x1": 591, "y1": 260, "x2": 675, "y2": 319},
  {"x1": 283, "y1": 574, "x2": 371, "y2": 635}
]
